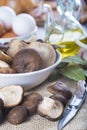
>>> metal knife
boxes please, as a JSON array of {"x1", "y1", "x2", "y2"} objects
[{"x1": 58, "y1": 80, "x2": 87, "y2": 130}]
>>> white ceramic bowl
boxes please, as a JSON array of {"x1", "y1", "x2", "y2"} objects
[
  {"x1": 0, "y1": 51, "x2": 62, "y2": 90},
  {"x1": 0, "y1": 26, "x2": 38, "y2": 44}
]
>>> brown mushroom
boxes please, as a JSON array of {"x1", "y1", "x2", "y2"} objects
[
  {"x1": 22, "y1": 92, "x2": 42, "y2": 115},
  {"x1": 28, "y1": 41, "x2": 57, "y2": 68},
  {"x1": 24, "y1": 92, "x2": 43, "y2": 102},
  {"x1": 0, "y1": 85, "x2": 24, "y2": 108},
  {"x1": 47, "y1": 81, "x2": 72, "y2": 100},
  {"x1": 37, "y1": 97, "x2": 64, "y2": 121},
  {"x1": 8, "y1": 105, "x2": 28, "y2": 125},
  {"x1": 50, "y1": 94, "x2": 67, "y2": 107},
  {"x1": 13, "y1": 48, "x2": 42, "y2": 73}
]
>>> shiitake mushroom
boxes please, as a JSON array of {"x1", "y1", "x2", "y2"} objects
[
  {"x1": 50, "y1": 94, "x2": 67, "y2": 107},
  {"x1": 47, "y1": 81, "x2": 72, "y2": 100},
  {"x1": 24, "y1": 92, "x2": 43, "y2": 102},
  {"x1": 28, "y1": 41, "x2": 57, "y2": 68},
  {"x1": 0, "y1": 85, "x2": 24, "y2": 108},
  {"x1": 13, "y1": 48, "x2": 42, "y2": 73},
  {"x1": 22, "y1": 92, "x2": 42, "y2": 115},
  {"x1": 7, "y1": 105, "x2": 28, "y2": 125},
  {"x1": 37, "y1": 97, "x2": 64, "y2": 121},
  {"x1": 22, "y1": 101, "x2": 37, "y2": 116}
]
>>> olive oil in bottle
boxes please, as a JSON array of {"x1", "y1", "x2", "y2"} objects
[
  {"x1": 48, "y1": 27, "x2": 87, "y2": 58},
  {"x1": 44, "y1": 0, "x2": 87, "y2": 58}
]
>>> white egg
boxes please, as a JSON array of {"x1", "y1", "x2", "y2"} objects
[
  {"x1": 0, "y1": 6, "x2": 16, "y2": 30},
  {"x1": 12, "y1": 13, "x2": 36, "y2": 36}
]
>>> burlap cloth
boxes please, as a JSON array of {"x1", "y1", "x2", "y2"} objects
[{"x1": 0, "y1": 76, "x2": 87, "y2": 130}]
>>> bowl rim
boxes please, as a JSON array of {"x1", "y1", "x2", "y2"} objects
[
  {"x1": 0, "y1": 26, "x2": 38, "y2": 44},
  {"x1": 0, "y1": 51, "x2": 62, "y2": 77}
]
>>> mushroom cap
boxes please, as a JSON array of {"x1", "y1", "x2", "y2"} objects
[
  {"x1": 47, "y1": 81, "x2": 72, "y2": 100},
  {"x1": 8, "y1": 105, "x2": 28, "y2": 125},
  {"x1": 23, "y1": 100, "x2": 37, "y2": 115},
  {"x1": 13, "y1": 48, "x2": 42, "y2": 73},
  {"x1": 28, "y1": 42, "x2": 57, "y2": 68},
  {"x1": 50, "y1": 94, "x2": 67, "y2": 107},
  {"x1": 37, "y1": 97, "x2": 64, "y2": 121},
  {"x1": 0, "y1": 85, "x2": 24, "y2": 108},
  {"x1": 24, "y1": 92, "x2": 43, "y2": 102},
  {"x1": 22, "y1": 92, "x2": 42, "y2": 115}
]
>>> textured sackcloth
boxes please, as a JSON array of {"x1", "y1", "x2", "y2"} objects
[{"x1": 0, "y1": 76, "x2": 87, "y2": 130}]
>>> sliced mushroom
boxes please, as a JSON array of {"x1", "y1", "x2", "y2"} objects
[
  {"x1": 0, "y1": 50, "x2": 12, "y2": 63},
  {"x1": 28, "y1": 41, "x2": 57, "y2": 68},
  {"x1": 8, "y1": 105, "x2": 28, "y2": 125},
  {"x1": 47, "y1": 81, "x2": 72, "y2": 100},
  {"x1": 7, "y1": 39, "x2": 28, "y2": 57},
  {"x1": 0, "y1": 85, "x2": 24, "y2": 108},
  {"x1": 22, "y1": 92, "x2": 42, "y2": 115},
  {"x1": 13, "y1": 48, "x2": 42, "y2": 73},
  {"x1": 37, "y1": 97, "x2": 64, "y2": 121}
]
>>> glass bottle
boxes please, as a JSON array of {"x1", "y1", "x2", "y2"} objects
[{"x1": 44, "y1": 0, "x2": 87, "y2": 58}]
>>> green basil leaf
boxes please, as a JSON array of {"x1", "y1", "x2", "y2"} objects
[
  {"x1": 57, "y1": 62, "x2": 68, "y2": 69},
  {"x1": 62, "y1": 55, "x2": 86, "y2": 65},
  {"x1": 60, "y1": 65, "x2": 85, "y2": 81}
]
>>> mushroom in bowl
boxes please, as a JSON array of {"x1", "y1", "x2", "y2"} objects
[{"x1": 0, "y1": 40, "x2": 62, "y2": 90}]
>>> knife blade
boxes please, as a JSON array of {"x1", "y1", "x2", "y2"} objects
[{"x1": 58, "y1": 80, "x2": 87, "y2": 130}]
